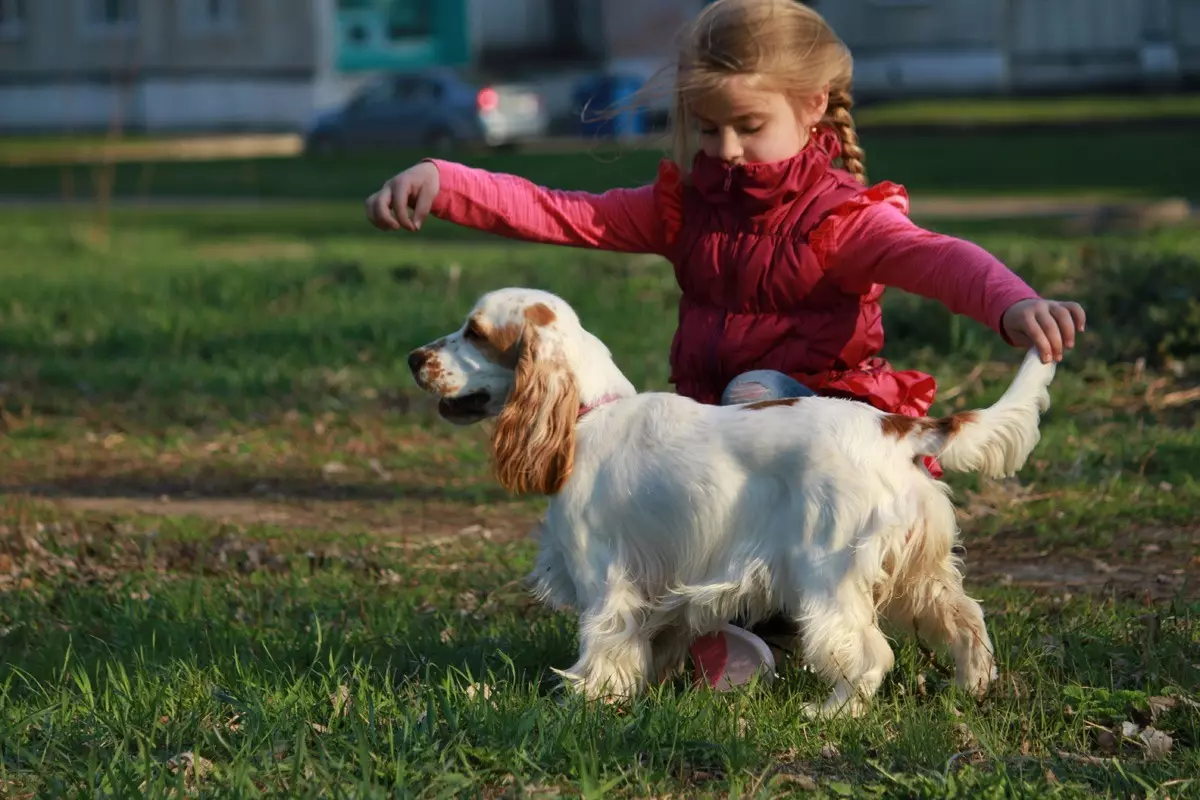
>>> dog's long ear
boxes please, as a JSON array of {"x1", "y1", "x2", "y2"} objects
[{"x1": 490, "y1": 317, "x2": 580, "y2": 496}]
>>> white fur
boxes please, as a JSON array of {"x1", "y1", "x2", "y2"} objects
[{"x1": 410, "y1": 288, "x2": 1057, "y2": 714}]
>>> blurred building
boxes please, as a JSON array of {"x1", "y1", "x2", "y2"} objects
[{"x1": 0, "y1": 0, "x2": 1197, "y2": 132}]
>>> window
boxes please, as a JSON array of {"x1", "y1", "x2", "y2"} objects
[
  {"x1": 79, "y1": 0, "x2": 139, "y2": 36},
  {"x1": 179, "y1": 0, "x2": 239, "y2": 35},
  {"x1": 384, "y1": 0, "x2": 432, "y2": 40},
  {"x1": 0, "y1": 0, "x2": 26, "y2": 40}
]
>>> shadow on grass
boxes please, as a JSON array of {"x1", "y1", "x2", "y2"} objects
[{"x1": 10, "y1": 469, "x2": 512, "y2": 506}]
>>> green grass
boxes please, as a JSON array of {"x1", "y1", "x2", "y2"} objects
[
  {"x1": 1, "y1": 200, "x2": 1198, "y2": 797},
  {"x1": 2, "y1": 124, "x2": 1200, "y2": 202},
  {"x1": 854, "y1": 93, "x2": 1200, "y2": 127}
]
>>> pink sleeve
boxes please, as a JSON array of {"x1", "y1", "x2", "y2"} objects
[
  {"x1": 426, "y1": 159, "x2": 667, "y2": 255},
  {"x1": 821, "y1": 202, "x2": 1040, "y2": 337}
]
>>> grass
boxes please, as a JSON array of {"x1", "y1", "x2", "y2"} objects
[
  {"x1": 0, "y1": 189, "x2": 1198, "y2": 796},
  {"x1": 853, "y1": 93, "x2": 1200, "y2": 127},
  {"x1": 2, "y1": 123, "x2": 1200, "y2": 203}
]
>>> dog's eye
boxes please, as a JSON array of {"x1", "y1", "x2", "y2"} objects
[{"x1": 463, "y1": 320, "x2": 485, "y2": 341}]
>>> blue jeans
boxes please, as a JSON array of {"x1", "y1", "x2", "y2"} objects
[{"x1": 721, "y1": 369, "x2": 816, "y2": 406}]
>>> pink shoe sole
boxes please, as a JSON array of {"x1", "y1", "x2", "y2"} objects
[{"x1": 690, "y1": 623, "x2": 777, "y2": 691}]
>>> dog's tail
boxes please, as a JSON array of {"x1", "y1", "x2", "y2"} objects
[{"x1": 894, "y1": 349, "x2": 1055, "y2": 478}]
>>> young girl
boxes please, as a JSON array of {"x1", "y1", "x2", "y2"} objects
[{"x1": 366, "y1": 0, "x2": 1085, "y2": 688}]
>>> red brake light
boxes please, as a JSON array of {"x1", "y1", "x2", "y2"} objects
[{"x1": 477, "y1": 87, "x2": 498, "y2": 112}]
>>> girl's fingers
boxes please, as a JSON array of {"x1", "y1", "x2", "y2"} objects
[
  {"x1": 1067, "y1": 302, "x2": 1087, "y2": 333},
  {"x1": 1036, "y1": 307, "x2": 1064, "y2": 361},
  {"x1": 411, "y1": 185, "x2": 435, "y2": 230},
  {"x1": 1022, "y1": 309, "x2": 1053, "y2": 363},
  {"x1": 1050, "y1": 304, "x2": 1077, "y2": 350},
  {"x1": 367, "y1": 188, "x2": 399, "y2": 230},
  {"x1": 390, "y1": 179, "x2": 417, "y2": 232}
]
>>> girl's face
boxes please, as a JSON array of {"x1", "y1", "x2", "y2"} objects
[{"x1": 689, "y1": 74, "x2": 827, "y2": 165}]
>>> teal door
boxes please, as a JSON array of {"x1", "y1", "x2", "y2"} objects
[{"x1": 335, "y1": 0, "x2": 469, "y2": 72}]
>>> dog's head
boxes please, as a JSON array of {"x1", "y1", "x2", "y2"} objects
[{"x1": 408, "y1": 288, "x2": 583, "y2": 495}]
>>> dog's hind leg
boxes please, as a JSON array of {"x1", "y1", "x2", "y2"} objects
[
  {"x1": 555, "y1": 576, "x2": 653, "y2": 701},
  {"x1": 797, "y1": 591, "x2": 895, "y2": 718},
  {"x1": 880, "y1": 559, "x2": 995, "y2": 698}
]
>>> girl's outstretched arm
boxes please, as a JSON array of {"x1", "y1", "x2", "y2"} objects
[
  {"x1": 821, "y1": 201, "x2": 1084, "y2": 362},
  {"x1": 367, "y1": 159, "x2": 667, "y2": 255}
]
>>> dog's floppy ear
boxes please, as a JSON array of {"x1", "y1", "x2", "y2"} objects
[{"x1": 490, "y1": 305, "x2": 580, "y2": 495}]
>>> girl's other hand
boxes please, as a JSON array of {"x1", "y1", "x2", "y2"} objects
[
  {"x1": 1001, "y1": 298, "x2": 1086, "y2": 364},
  {"x1": 365, "y1": 162, "x2": 441, "y2": 232}
]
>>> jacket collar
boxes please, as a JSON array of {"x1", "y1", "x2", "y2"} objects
[{"x1": 689, "y1": 125, "x2": 842, "y2": 214}]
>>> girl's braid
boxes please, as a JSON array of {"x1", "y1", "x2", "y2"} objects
[{"x1": 827, "y1": 87, "x2": 866, "y2": 184}]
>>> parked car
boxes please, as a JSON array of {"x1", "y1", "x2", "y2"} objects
[{"x1": 303, "y1": 69, "x2": 548, "y2": 153}]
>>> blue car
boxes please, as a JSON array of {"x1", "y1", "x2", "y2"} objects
[{"x1": 303, "y1": 68, "x2": 548, "y2": 153}]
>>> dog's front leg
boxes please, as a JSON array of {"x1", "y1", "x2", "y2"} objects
[{"x1": 554, "y1": 579, "x2": 652, "y2": 701}]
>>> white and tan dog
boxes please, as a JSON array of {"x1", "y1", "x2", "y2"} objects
[{"x1": 408, "y1": 288, "x2": 1055, "y2": 715}]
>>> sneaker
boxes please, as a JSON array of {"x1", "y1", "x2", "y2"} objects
[{"x1": 690, "y1": 623, "x2": 776, "y2": 691}]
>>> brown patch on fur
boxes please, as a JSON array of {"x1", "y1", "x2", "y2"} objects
[
  {"x1": 934, "y1": 411, "x2": 978, "y2": 439},
  {"x1": 880, "y1": 414, "x2": 924, "y2": 438},
  {"x1": 523, "y1": 303, "x2": 556, "y2": 327},
  {"x1": 881, "y1": 412, "x2": 979, "y2": 441},
  {"x1": 421, "y1": 355, "x2": 447, "y2": 392},
  {"x1": 490, "y1": 327, "x2": 579, "y2": 496},
  {"x1": 466, "y1": 313, "x2": 523, "y2": 369},
  {"x1": 743, "y1": 398, "x2": 800, "y2": 411}
]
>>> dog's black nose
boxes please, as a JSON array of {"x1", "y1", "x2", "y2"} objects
[{"x1": 408, "y1": 349, "x2": 429, "y2": 374}]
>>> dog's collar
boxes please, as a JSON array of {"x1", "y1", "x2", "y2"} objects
[{"x1": 577, "y1": 393, "x2": 624, "y2": 420}]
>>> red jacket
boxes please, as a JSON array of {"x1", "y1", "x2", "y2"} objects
[{"x1": 428, "y1": 127, "x2": 1038, "y2": 418}]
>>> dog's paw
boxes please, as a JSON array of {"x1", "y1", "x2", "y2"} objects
[
  {"x1": 955, "y1": 651, "x2": 996, "y2": 700},
  {"x1": 801, "y1": 695, "x2": 867, "y2": 720}
]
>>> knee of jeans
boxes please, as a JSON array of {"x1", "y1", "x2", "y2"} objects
[{"x1": 722, "y1": 380, "x2": 769, "y2": 406}]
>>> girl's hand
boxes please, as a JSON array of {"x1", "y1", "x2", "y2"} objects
[
  {"x1": 1001, "y1": 298, "x2": 1086, "y2": 363},
  {"x1": 365, "y1": 162, "x2": 440, "y2": 232}
]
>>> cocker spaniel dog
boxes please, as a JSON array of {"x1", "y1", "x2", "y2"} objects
[{"x1": 408, "y1": 288, "x2": 1055, "y2": 716}]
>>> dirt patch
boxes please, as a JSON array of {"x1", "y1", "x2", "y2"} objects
[
  {"x1": 968, "y1": 554, "x2": 1197, "y2": 602},
  {"x1": 12, "y1": 493, "x2": 540, "y2": 545},
  {"x1": 965, "y1": 524, "x2": 1200, "y2": 602},
  {"x1": 7, "y1": 491, "x2": 1196, "y2": 602}
]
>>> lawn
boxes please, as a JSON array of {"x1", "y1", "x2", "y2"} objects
[
  {"x1": 0, "y1": 192, "x2": 1198, "y2": 797},
  {"x1": 2, "y1": 124, "x2": 1200, "y2": 204}
]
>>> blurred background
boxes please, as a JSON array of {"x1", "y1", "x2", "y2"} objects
[{"x1": 0, "y1": 0, "x2": 1199, "y2": 147}]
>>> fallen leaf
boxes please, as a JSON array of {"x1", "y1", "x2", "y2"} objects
[
  {"x1": 774, "y1": 772, "x2": 818, "y2": 791},
  {"x1": 166, "y1": 751, "x2": 213, "y2": 780},
  {"x1": 1120, "y1": 720, "x2": 1141, "y2": 738},
  {"x1": 819, "y1": 742, "x2": 840, "y2": 759},
  {"x1": 455, "y1": 591, "x2": 480, "y2": 613},
  {"x1": 440, "y1": 627, "x2": 455, "y2": 643},
  {"x1": 1139, "y1": 727, "x2": 1173, "y2": 760},
  {"x1": 331, "y1": 685, "x2": 351, "y2": 717},
  {"x1": 1146, "y1": 696, "x2": 1178, "y2": 721},
  {"x1": 465, "y1": 682, "x2": 494, "y2": 703},
  {"x1": 310, "y1": 722, "x2": 330, "y2": 735},
  {"x1": 321, "y1": 461, "x2": 348, "y2": 477},
  {"x1": 1044, "y1": 768, "x2": 1059, "y2": 784}
]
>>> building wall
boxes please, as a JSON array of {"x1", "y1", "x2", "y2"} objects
[
  {"x1": 0, "y1": 0, "x2": 320, "y2": 131},
  {"x1": 824, "y1": 0, "x2": 1198, "y2": 95}
]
